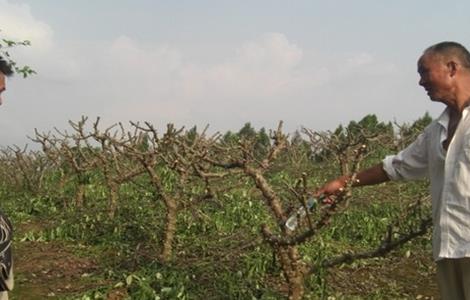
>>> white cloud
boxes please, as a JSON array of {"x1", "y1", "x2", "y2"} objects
[
  {"x1": 0, "y1": 0, "x2": 53, "y2": 50},
  {"x1": 178, "y1": 33, "x2": 305, "y2": 103},
  {"x1": 60, "y1": 33, "x2": 310, "y2": 125},
  {"x1": 0, "y1": 0, "x2": 81, "y2": 82},
  {"x1": 236, "y1": 32, "x2": 303, "y2": 70},
  {"x1": 345, "y1": 52, "x2": 374, "y2": 69},
  {"x1": 339, "y1": 52, "x2": 397, "y2": 77},
  {"x1": 0, "y1": 1, "x2": 428, "y2": 147}
]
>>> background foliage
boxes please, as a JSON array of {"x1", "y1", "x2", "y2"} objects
[{"x1": 0, "y1": 113, "x2": 436, "y2": 299}]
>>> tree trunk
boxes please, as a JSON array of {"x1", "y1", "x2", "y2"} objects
[
  {"x1": 160, "y1": 197, "x2": 177, "y2": 262},
  {"x1": 278, "y1": 246, "x2": 305, "y2": 300},
  {"x1": 107, "y1": 183, "x2": 118, "y2": 219},
  {"x1": 75, "y1": 183, "x2": 85, "y2": 208}
]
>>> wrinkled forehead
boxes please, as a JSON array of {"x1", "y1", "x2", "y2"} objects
[
  {"x1": 420, "y1": 50, "x2": 447, "y2": 63},
  {"x1": 417, "y1": 51, "x2": 443, "y2": 69}
]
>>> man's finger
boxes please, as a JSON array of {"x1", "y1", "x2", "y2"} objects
[{"x1": 322, "y1": 196, "x2": 335, "y2": 205}]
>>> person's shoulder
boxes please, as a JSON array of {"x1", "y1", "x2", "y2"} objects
[
  {"x1": 424, "y1": 119, "x2": 440, "y2": 131},
  {"x1": 421, "y1": 110, "x2": 447, "y2": 135}
]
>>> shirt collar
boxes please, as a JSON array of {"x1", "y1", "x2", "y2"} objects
[
  {"x1": 437, "y1": 108, "x2": 450, "y2": 130},
  {"x1": 436, "y1": 105, "x2": 470, "y2": 130}
]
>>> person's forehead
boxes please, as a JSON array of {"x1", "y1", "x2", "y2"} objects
[
  {"x1": 417, "y1": 55, "x2": 429, "y2": 70},
  {"x1": 418, "y1": 52, "x2": 441, "y2": 67}
]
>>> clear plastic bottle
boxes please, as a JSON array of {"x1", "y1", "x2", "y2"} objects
[{"x1": 285, "y1": 196, "x2": 321, "y2": 231}]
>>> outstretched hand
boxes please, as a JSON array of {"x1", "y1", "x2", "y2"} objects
[
  {"x1": 314, "y1": 175, "x2": 349, "y2": 204},
  {"x1": 314, "y1": 164, "x2": 390, "y2": 205}
]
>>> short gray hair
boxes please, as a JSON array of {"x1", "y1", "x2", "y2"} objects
[{"x1": 425, "y1": 41, "x2": 470, "y2": 69}]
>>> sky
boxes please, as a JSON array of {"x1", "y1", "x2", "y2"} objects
[{"x1": 1, "y1": 0, "x2": 469, "y2": 147}]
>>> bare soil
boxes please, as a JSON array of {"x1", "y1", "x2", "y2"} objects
[
  {"x1": 8, "y1": 219, "x2": 440, "y2": 299},
  {"x1": 327, "y1": 252, "x2": 440, "y2": 299},
  {"x1": 9, "y1": 220, "x2": 104, "y2": 300}
]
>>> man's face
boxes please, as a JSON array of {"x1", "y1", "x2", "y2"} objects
[
  {"x1": 417, "y1": 53, "x2": 454, "y2": 104},
  {"x1": 0, "y1": 72, "x2": 5, "y2": 106}
]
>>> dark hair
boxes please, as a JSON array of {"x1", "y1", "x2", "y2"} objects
[
  {"x1": 0, "y1": 56, "x2": 13, "y2": 76},
  {"x1": 425, "y1": 41, "x2": 470, "y2": 69}
]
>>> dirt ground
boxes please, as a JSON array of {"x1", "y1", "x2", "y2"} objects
[
  {"x1": 327, "y1": 253, "x2": 440, "y2": 299},
  {"x1": 9, "y1": 220, "x2": 440, "y2": 299},
  {"x1": 10, "y1": 240, "x2": 101, "y2": 300},
  {"x1": 8, "y1": 220, "x2": 107, "y2": 300}
]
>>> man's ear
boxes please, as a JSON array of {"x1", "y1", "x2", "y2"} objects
[{"x1": 447, "y1": 60, "x2": 458, "y2": 77}]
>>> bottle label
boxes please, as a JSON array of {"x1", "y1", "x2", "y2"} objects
[{"x1": 285, "y1": 195, "x2": 323, "y2": 231}]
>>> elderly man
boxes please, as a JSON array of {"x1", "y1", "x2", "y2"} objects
[
  {"x1": 317, "y1": 41, "x2": 470, "y2": 300},
  {"x1": 0, "y1": 57, "x2": 14, "y2": 300}
]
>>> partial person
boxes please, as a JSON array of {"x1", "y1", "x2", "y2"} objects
[
  {"x1": 316, "y1": 41, "x2": 470, "y2": 300},
  {"x1": 0, "y1": 57, "x2": 15, "y2": 300}
]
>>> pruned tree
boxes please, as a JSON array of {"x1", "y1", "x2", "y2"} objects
[
  {"x1": 112, "y1": 121, "x2": 232, "y2": 262},
  {"x1": 20, "y1": 117, "x2": 432, "y2": 298},
  {"x1": 0, "y1": 145, "x2": 51, "y2": 195},
  {"x1": 80, "y1": 117, "x2": 145, "y2": 218},
  {"x1": 32, "y1": 123, "x2": 99, "y2": 209},
  {"x1": 198, "y1": 122, "x2": 431, "y2": 299},
  {"x1": 303, "y1": 120, "x2": 394, "y2": 176}
]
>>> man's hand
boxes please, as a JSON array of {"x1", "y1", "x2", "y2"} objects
[
  {"x1": 314, "y1": 163, "x2": 390, "y2": 204},
  {"x1": 315, "y1": 175, "x2": 349, "y2": 204}
]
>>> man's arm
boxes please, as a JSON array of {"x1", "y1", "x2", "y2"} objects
[{"x1": 316, "y1": 163, "x2": 390, "y2": 197}]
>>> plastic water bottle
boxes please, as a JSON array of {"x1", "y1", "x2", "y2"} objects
[{"x1": 285, "y1": 196, "x2": 321, "y2": 231}]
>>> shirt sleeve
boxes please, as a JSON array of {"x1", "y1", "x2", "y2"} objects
[{"x1": 382, "y1": 131, "x2": 429, "y2": 181}]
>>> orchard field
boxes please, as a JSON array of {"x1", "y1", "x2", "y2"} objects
[{"x1": 1, "y1": 114, "x2": 438, "y2": 299}]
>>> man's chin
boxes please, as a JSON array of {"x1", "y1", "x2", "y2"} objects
[
  {"x1": 427, "y1": 92, "x2": 438, "y2": 101},
  {"x1": 428, "y1": 95, "x2": 448, "y2": 105}
]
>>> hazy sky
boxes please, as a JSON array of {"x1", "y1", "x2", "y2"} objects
[{"x1": 1, "y1": 0, "x2": 469, "y2": 146}]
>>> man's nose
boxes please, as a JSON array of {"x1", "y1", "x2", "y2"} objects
[{"x1": 418, "y1": 77, "x2": 425, "y2": 87}]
